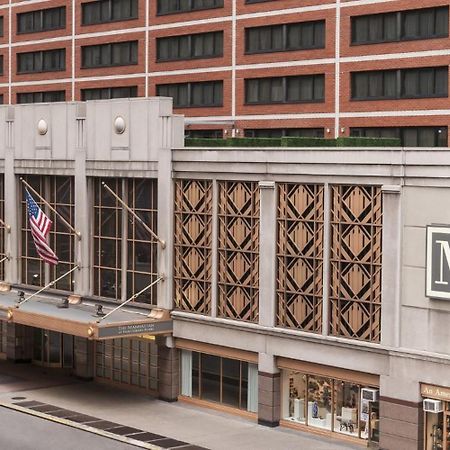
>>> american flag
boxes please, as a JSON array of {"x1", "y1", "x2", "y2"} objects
[{"x1": 25, "y1": 190, "x2": 58, "y2": 265}]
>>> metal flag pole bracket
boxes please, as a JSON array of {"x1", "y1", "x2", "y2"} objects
[
  {"x1": 15, "y1": 265, "x2": 80, "y2": 308},
  {"x1": 101, "y1": 182, "x2": 165, "y2": 249},
  {"x1": 20, "y1": 178, "x2": 82, "y2": 240},
  {"x1": 0, "y1": 255, "x2": 10, "y2": 265},
  {"x1": 96, "y1": 275, "x2": 164, "y2": 323},
  {"x1": 0, "y1": 218, "x2": 11, "y2": 233}
]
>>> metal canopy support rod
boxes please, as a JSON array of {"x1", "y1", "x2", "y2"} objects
[
  {"x1": 15, "y1": 265, "x2": 79, "y2": 308},
  {"x1": 96, "y1": 275, "x2": 164, "y2": 323},
  {"x1": 20, "y1": 178, "x2": 81, "y2": 239},
  {"x1": 101, "y1": 182, "x2": 166, "y2": 249},
  {"x1": 0, "y1": 255, "x2": 9, "y2": 265}
]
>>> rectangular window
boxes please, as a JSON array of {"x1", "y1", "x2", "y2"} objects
[
  {"x1": 157, "y1": 81, "x2": 223, "y2": 107},
  {"x1": 93, "y1": 178, "x2": 158, "y2": 305},
  {"x1": 82, "y1": 0, "x2": 138, "y2": 25},
  {"x1": 244, "y1": 128, "x2": 324, "y2": 138},
  {"x1": 157, "y1": 31, "x2": 223, "y2": 62},
  {"x1": 81, "y1": 41, "x2": 138, "y2": 68},
  {"x1": 81, "y1": 86, "x2": 137, "y2": 100},
  {"x1": 352, "y1": 6, "x2": 448, "y2": 44},
  {"x1": 21, "y1": 176, "x2": 75, "y2": 291},
  {"x1": 0, "y1": 55, "x2": 3, "y2": 76},
  {"x1": 185, "y1": 129, "x2": 223, "y2": 138},
  {"x1": 245, "y1": 74, "x2": 325, "y2": 104},
  {"x1": 351, "y1": 67, "x2": 448, "y2": 100},
  {"x1": 350, "y1": 126, "x2": 448, "y2": 147},
  {"x1": 282, "y1": 369, "x2": 379, "y2": 443},
  {"x1": 246, "y1": 20, "x2": 325, "y2": 54},
  {"x1": 17, "y1": 91, "x2": 65, "y2": 103},
  {"x1": 17, "y1": 48, "x2": 66, "y2": 73},
  {"x1": 0, "y1": 17, "x2": 4, "y2": 37},
  {"x1": 157, "y1": 0, "x2": 223, "y2": 15},
  {"x1": 17, "y1": 7, "x2": 66, "y2": 34},
  {"x1": 181, "y1": 350, "x2": 258, "y2": 412}
]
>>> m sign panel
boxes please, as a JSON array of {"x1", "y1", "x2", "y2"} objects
[{"x1": 426, "y1": 226, "x2": 450, "y2": 300}]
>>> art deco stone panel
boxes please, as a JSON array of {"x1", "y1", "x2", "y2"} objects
[
  {"x1": 276, "y1": 183, "x2": 324, "y2": 332},
  {"x1": 218, "y1": 181, "x2": 259, "y2": 322},
  {"x1": 173, "y1": 180, "x2": 212, "y2": 314},
  {"x1": 330, "y1": 185, "x2": 382, "y2": 342}
]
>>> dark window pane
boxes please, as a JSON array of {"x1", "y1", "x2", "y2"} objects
[{"x1": 201, "y1": 354, "x2": 220, "y2": 402}]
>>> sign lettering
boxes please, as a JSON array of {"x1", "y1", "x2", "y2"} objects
[{"x1": 426, "y1": 226, "x2": 450, "y2": 300}]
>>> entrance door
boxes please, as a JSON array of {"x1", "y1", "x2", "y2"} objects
[{"x1": 32, "y1": 328, "x2": 73, "y2": 368}]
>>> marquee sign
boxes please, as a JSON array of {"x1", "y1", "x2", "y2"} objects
[{"x1": 426, "y1": 226, "x2": 450, "y2": 300}]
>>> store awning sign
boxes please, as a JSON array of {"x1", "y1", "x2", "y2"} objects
[{"x1": 426, "y1": 225, "x2": 450, "y2": 300}]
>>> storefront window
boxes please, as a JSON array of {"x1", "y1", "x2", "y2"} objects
[
  {"x1": 282, "y1": 369, "x2": 379, "y2": 443},
  {"x1": 334, "y1": 381, "x2": 359, "y2": 437},
  {"x1": 422, "y1": 385, "x2": 450, "y2": 450},
  {"x1": 307, "y1": 375, "x2": 333, "y2": 430},
  {"x1": 180, "y1": 350, "x2": 257, "y2": 412}
]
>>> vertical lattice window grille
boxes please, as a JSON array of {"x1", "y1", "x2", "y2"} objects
[
  {"x1": 20, "y1": 175, "x2": 75, "y2": 290},
  {"x1": 217, "y1": 181, "x2": 259, "y2": 322},
  {"x1": 173, "y1": 179, "x2": 213, "y2": 314},
  {"x1": 276, "y1": 184, "x2": 324, "y2": 332},
  {"x1": 126, "y1": 179, "x2": 158, "y2": 305},
  {"x1": 93, "y1": 178, "x2": 123, "y2": 300},
  {"x1": 329, "y1": 185, "x2": 382, "y2": 342}
]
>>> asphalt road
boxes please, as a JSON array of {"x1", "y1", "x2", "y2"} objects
[{"x1": 0, "y1": 407, "x2": 137, "y2": 450}]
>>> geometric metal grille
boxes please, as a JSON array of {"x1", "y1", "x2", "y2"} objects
[
  {"x1": 217, "y1": 181, "x2": 259, "y2": 322},
  {"x1": 329, "y1": 185, "x2": 382, "y2": 342},
  {"x1": 277, "y1": 184, "x2": 324, "y2": 332},
  {"x1": 173, "y1": 180, "x2": 212, "y2": 314}
]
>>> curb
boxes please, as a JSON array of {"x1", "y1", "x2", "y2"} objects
[{"x1": 0, "y1": 402, "x2": 164, "y2": 450}]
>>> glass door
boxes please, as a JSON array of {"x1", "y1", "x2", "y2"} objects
[{"x1": 32, "y1": 328, "x2": 73, "y2": 368}]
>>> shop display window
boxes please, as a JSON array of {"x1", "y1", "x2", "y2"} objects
[
  {"x1": 425, "y1": 400, "x2": 450, "y2": 450},
  {"x1": 180, "y1": 350, "x2": 257, "y2": 413},
  {"x1": 282, "y1": 370, "x2": 379, "y2": 443}
]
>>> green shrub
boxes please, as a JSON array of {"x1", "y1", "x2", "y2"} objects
[
  {"x1": 336, "y1": 137, "x2": 401, "y2": 147},
  {"x1": 281, "y1": 137, "x2": 336, "y2": 147}
]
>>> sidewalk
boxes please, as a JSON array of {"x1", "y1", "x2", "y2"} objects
[{"x1": 0, "y1": 361, "x2": 362, "y2": 450}]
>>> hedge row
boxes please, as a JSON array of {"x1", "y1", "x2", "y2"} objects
[{"x1": 185, "y1": 136, "x2": 401, "y2": 147}]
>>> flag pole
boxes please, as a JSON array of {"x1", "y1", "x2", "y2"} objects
[
  {"x1": 15, "y1": 265, "x2": 79, "y2": 308},
  {"x1": 20, "y1": 178, "x2": 81, "y2": 240},
  {"x1": 0, "y1": 255, "x2": 9, "y2": 264},
  {"x1": 96, "y1": 275, "x2": 163, "y2": 323},
  {"x1": 101, "y1": 182, "x2": 165, "y2": 248}
]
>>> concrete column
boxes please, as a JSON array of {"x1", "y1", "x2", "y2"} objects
[
  {"x1": 157, "y1": 116, "x2": 174, "y2": 310},
  {"x1": 379, "y1": 397, "x2": 423, "y2": 450},
  {"x1": 74, "y1": 107, "x2": 89, "y2": 296},
  {"x1": 73, "y1": 337, "x2": 94, "y2": 380},
  {"x1": 6, "y1": 323, "x2": 33, "y2": 362},
  {"x1": 380, "y1": 185, "x2": 402, "y2": 348},
  {"x1": 156, "y1": 336, "x2": 179, "y2": 402},
  {"x1": 258, "y1": 181, "x2": 277, "y2": 327},
  {"x1": 258, "y1": 353, "x2": 280, "y2": 427},
  {"x1": 4, "y1": 109, "x2": 17, "y2": 284}
]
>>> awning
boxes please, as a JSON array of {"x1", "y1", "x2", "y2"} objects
[{"x1": 0, "y1": 290, "x2": 172, "y2": 340}]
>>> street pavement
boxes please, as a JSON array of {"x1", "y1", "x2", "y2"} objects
[
  {"x1": 0, "y1": 407, "x2": 139, "y2": 450},
  {"x1": 0, "y1": 360, "x2": 362, "y2": 450}
]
